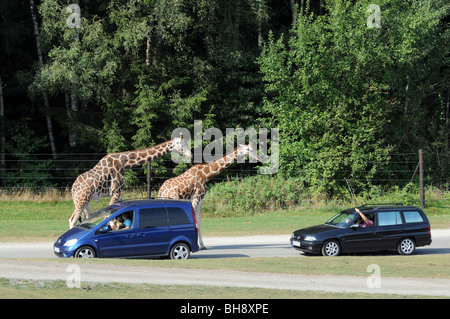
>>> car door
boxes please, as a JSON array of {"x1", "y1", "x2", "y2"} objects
[
  {"x1": 376, "y1": 211, "x2": 405, "y2": 249},
  {"x1": 342, "y1": 215, "x2": 378, "y2": 252},
  {"x1": 134, "y1": 207, "x2": 170, "y2": 256},
  {"x1": 95, "y1": 210, "x2": 136, "y2": 257}
]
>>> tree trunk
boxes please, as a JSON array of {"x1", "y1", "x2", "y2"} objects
[
  {"x1": 446, "y1": 88, "x2": 450, "y2": 185},
  {"x1": 65, "y1": 93, "x2": 77, "y2": 147},
  {"x1": 29, "y1": 0, "x2": 57, "y2": 159},
  {"x1": 0, "y1": 78, "x2": 6, "y2": 187},
  {"x1": 70, "y1": 92, "x2": 78, "y2": 147},
  {"x1": 146, "y1": 34, "x2": 152, "y2": 66},
  {"x1": 290, "y1": 0, "x2": 297, "y2": 27}
]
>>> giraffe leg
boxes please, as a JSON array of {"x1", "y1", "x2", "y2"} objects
[
  {"x1": 82, "y1": 202, "x2": 91, "y2": 220},
  {"x1": 69, "y1": 207, "x2": 82, "y2": 229},
  {"x1": 109, "y1": 191, "x2": 122, "y2": 205},
  {"x1": 194, "y1": 198, "x2": 206, "y2": 250},
  {"x1": 109, "y1": 176, "x2": 124, "y2": 205}
]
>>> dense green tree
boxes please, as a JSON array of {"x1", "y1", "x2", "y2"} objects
[{"x1": 258, "y1": 0, "x2": 449, "y2": 194}]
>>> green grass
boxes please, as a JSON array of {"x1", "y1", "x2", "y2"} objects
[{"x1": 1, "y1": 278, "x2": 442, "y2": 299}]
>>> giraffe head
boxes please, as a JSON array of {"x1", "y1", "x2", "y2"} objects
[
  {"x1": 238, "y1": 143, "x2": 261, "y2": 162},
  {"x1": 171, "y1": 133, "x2": 192, "y2": 158}
]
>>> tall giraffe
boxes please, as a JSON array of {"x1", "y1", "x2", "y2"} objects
[
  {"x1": 158, "y1": 144, "x2": 260, "y2": 249},
  {"x1": 69, "y1": 134, "x2": 191, "y2": 228}
]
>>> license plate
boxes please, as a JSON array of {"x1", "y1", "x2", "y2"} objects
[
  {"x1": 292, "y1": 240, "x2": 301, "y2": 248},
  {"x1": 54, "y1": 247, "x2": 60, "y2": 253}
]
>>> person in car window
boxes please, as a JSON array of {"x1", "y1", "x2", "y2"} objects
[
  {"x1": 110, "y1": 213, "x2": 132, "y2": 231},
  {"x1": 121, "y1": 212, "x2": 132, "y2": 229},
  {"x1": 355, "y1": 208, "x2": 374, "y2": 227}
]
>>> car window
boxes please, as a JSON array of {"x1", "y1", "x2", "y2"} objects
[
  {"x1": 325, "y1": 211, "x2": 357, "y2": 227},
  {"x1": 377, "y1": 211, "x2": 402, "y2": 226},
  {"x1": 110, "y1": 210, "x2": 134, "y2": 231},
  {"x1": 403, "y1": 211, "x2": 424, "y2": 223},
  {"x1": 79, "y1": 207, "x2": 118, "y2": 229},
  {"x1": 168, "y1": 207, "x2": 190, "y2": 225},
  {"x1": 139, "y1": 208, "x2": 168, "y2": 228}
]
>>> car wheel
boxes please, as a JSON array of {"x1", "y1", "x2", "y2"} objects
[
  {"x1": 170, "y1": 243, "x2": 190, "y2": 260},
  {"x1": 397, "y1": 238, "x2": 416, "y2": 255},
  {"x1": 75, "y1": 246, "x2": 96, "y2": 258},
  {"x1": 322, "y1": 240, "x2": 340, "y2": 256}
]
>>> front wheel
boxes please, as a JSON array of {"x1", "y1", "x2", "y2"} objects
[
  {"x1": 75, "y1": 246, "x2": 96, "y2": 258},
  {"x1": 170, "y1": 243, "x2": 190, "y2": 260},
  {"x1": 321, "y1": 240, "x2": 340, "y2": 256},
  {"x1": 397, "y1": 238, "x2": 416, "y2": 255}
]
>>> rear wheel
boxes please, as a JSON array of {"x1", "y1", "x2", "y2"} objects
[
  {"x1": 321, "y1": 240, "x2": 340, "y2": 256},
  {"x1": 170, "y1": 243, "x2": 190, "y2": 260},
  {"x1": 397, "y1": 238, "x2": 416, "y2": 255},
  {"x1": 75, "y1": 246, "x2": 96, "y2": 258}
]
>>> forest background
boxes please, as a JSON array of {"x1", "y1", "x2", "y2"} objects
[{"x1": 0, "y1": 0, "x2": 448, "y2": 202}]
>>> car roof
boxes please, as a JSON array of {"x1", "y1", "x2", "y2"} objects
[
  {"x1": 111, "y1": 198, "x2": 191, "y2": 209},
  {"x1": 353, "y1": 204, "x2": 420, "y2": 212}
]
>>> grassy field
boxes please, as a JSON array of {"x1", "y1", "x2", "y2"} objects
[
  {"x1": 3, "y1": 277, "x2": 446, "y2": 299},
  {"x1": 1, "y1": 278, "x2": 445, "y2": 299},
  {"x1": 0, "y1": 190, "x2": 448, "y2": 241}
]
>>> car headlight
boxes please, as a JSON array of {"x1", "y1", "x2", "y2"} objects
[
  {"x1": 304, "y1": 236, "x2": 316, "y2": 241},
  {"x1": 64, "y1": 239, "x2": 78, "y2": 247}
]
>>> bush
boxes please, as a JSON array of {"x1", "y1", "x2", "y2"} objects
[
  {"x1": 201, "y1": 176, "x2": 449, "y2": 218},
  {"x1": 202, "y1": 176, "x2": 307, "y2": 217}
]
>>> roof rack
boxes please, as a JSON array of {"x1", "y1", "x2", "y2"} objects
[{"x1": 360, "y1": 203, "x2": 404, "y2": 207}]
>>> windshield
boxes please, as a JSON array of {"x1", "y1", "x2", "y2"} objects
[
  {"x1": 325, "y1": 211, "x2": 358, "y2": 228},
  {"x1": 78, "y1": 207, "x2": 118, "y2": 229}
]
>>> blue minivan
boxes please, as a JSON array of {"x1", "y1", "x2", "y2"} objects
[{"x1": 54, "y1": 199, "x2": 199, "y2": 259}]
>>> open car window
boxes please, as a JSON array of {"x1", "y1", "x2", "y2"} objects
[
  {"x1": 78, "y1": 207, "x2": 118, "y2": 229},
  {"x1": 325, "y1": 211, "x2": 358, "y2": 228}
]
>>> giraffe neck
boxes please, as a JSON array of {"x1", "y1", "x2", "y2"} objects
[
  {"x1": 121, "y1": 140, "x2": 174, "y2": 169},
  {"x1": 204, "y1": 147, "x2": 241, "y2": 182}
]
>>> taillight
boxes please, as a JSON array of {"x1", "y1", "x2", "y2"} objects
[
  {"x1": 191, "y1": 206, "x2": 198, "y2": 233},
  {"x1": 428, "y1": 226, "x2": 431, "y2": 235}
]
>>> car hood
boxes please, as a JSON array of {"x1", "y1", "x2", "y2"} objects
[
  {"x1": 293, "y1": 224, "x2": 338, "y2": 236},
  {"x1": 55, "y1": 226, "x2": 87, "y2": 243}
]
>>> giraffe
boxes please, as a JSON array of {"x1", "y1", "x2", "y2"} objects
[
  {"x1": 158, "y1": 144, "x2": 261, "y2": 249},
  {"x1": 69, "y1": 134, "x2": 192, "y2": 228}
]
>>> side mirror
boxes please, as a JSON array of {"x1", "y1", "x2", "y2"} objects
[{"x1": 99, "y1": 226, "x2": 110, "y2": 233}]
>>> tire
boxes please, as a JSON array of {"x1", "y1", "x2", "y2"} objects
[
  {"x1": 75, "y1": 246, "x2": 96, "y2": 258},
  {"x1": 170, "y1": 242, "x2": 190, "y2": 260},
  {"x1": 397, "y1": 238, "x2": 416, "y2": 255},
  {"x1": 321, "y1": 240, "x2": 341, "y2": 256}
]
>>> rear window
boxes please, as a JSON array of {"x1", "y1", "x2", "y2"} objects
[
  {"x1": 139, "y1": 208, "x2": 168, "y2": 228},
  {"x1": 168, "y1": 207, "x2": 190, "y2": 225},
  {"x1": 403, "y1": 211, "x2": 424, "y2": 223}
]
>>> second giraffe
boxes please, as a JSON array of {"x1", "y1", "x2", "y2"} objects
[{"x1": 158, "y1": 144, "x2": 261, "y2": 249}]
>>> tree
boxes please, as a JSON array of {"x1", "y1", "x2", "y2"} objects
[
  {"x1": 258, "y1": 0, "x2": 449, "y2": 194},
  {"x1": 30, "y1": 0, "x2": 119, "y2": 152},
  {"x1": 29, "y1": 0, "x2": 58, "y2": 159}
]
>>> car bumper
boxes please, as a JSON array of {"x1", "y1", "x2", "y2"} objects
[
  {"x1": 416, "y1": 235, "x2": 432, "y2": 247},
  {"x1": 53, "y1": 244, "x2": 77, "y2": 258},
  {"x1": 290, "y1": 239, "x2": 323, "y2": 255}
]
